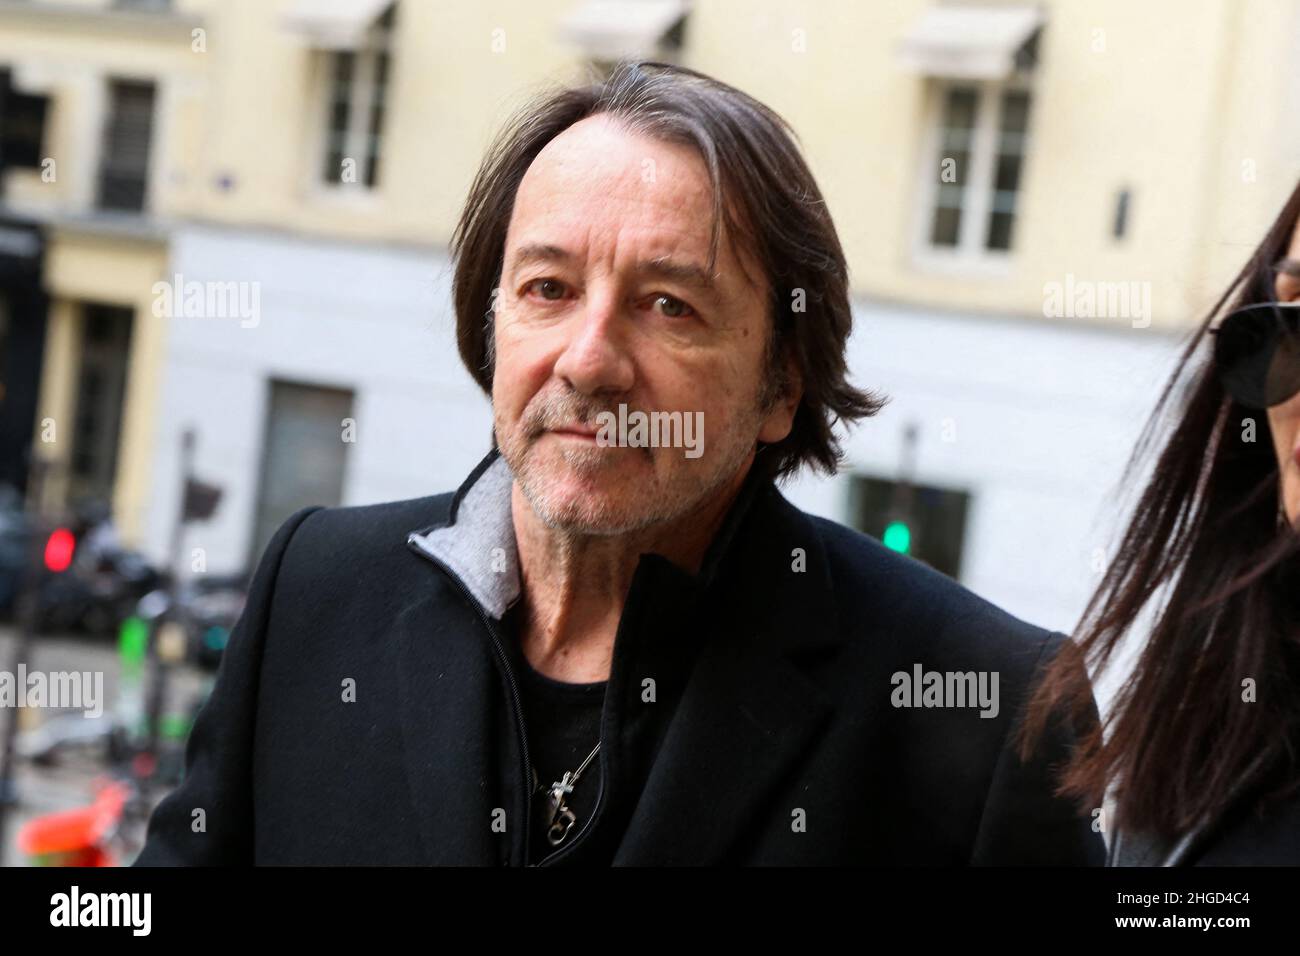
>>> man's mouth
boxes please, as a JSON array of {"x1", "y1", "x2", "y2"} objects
[{"x1": 550, "y1": 425, "x2": 600, "y2": 441}]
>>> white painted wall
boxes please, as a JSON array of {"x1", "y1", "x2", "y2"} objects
[
  {"x1": 145, "y1": 224, "x2": 493, "y2": 575},
  {"x1": 782, "y1": 300, "x2": 1186, "y2": 634},
  {"x1": 150, "y1": 223, "x2": 1187, "y2": 637}
]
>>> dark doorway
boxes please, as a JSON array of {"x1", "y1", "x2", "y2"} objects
[{"x1": 248, "y1": 379, "x2": 354, "y2": 569}]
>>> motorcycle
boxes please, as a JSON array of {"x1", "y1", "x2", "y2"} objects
[
  {"x1": 12, "y1": 579, "x2": 246, "y2": 865},
  {"x1": 0, "y1": 495, "x2": 167, "y2": 637}
]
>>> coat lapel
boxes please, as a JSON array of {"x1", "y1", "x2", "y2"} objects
[
  {"x1": 396, "y1": 450, "x2": 846, "y2": 866},
  {"x1": 392, "y1": 584, "x2": 516, "y2": 866},
  {"x1": 397, "y1": 450, "x2": 530, "y2": 865},
  {"x1": 612, "y1": 627, "x2": 836, "y2": 864},
  {"x1": 612, "y1": 488, "x2": 844, "y2": 864}
]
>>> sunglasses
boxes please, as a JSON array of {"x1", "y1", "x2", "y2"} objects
[{"x1": 1211, "y1": 302, "x2": 1300, "y2": 409}]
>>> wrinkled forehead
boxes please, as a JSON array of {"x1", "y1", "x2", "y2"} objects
[
  {"x1": 506, "y1": 115, "x2": 764, "y2": 289},
  {"x1": 525, "y1": 115, "x2": 706, "y2": 193}
]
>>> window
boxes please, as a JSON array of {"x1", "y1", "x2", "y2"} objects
[
  {"x1": 921, "y1": 80, "x2": 1034, "y2": 260},
  {"x1": 848, "y1": 474, "x2": 970, "y2": 581},
  {"x1": 320, "y1": 4, "x2": 395, "y2": 189},
  {"x1": 900, "y1": 6, "x2": 1042, "y2": 263},
  {"x1": 986, "y1": 88, "x2": 1030, "y2": 250},
  {"x1": 0, "y1": 69, "x2": 50, "y2": 172},
  {"x1": 249, "y1": 379, "x2": 353, "y2": 569},
  {"x1": 97, "y1": 79, "x2": 156, "y2": 212},
  {"x1": 928, "y1": 87, "x2": 978, "y2": 248},
  {"x1": 70, "y1": 304, "x2": 134, "y2": 506}
]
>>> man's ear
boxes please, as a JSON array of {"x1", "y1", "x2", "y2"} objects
[
  {"x1": 779, "y1": 348, "x2": 804, "y2": 414},
  {"x1": 758, "y1": 350, "x2": 802, "y2": 444}
]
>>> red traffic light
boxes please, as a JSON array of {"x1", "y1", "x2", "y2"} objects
[{"x1": 44, "y1": 528, "x2": 75, "y2": 572}]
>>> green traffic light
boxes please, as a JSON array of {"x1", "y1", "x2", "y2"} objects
[
  {"x1": 117, "y1": 615, "x2": 148, "y2": 678},
  {"x1": 883, "y1": 521, "x2": 911, "y2": 554}
]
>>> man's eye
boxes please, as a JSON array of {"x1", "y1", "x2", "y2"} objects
[
  {"x1": 651, "y1": 294, "x2": 694, "y2": 318},
  {"x1": 526, "y1": 279, "x2": 568, "y2": 301}
]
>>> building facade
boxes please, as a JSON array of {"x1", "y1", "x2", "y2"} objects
[{"x1": 2, "y1": 0, "x2": 1297, "y2": 630}]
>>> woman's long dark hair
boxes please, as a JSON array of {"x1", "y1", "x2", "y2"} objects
[{"x1": 1021, "y1": 181, "x2": 1300, "y2": 840}]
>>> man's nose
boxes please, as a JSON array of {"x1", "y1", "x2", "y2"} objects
[{"x1": 552, "y1": 288, "x2": 635, "y2": 395}]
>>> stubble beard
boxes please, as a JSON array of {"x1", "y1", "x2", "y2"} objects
[{"x1": 496, "y1": 393, "x2": 767, "y2": 538}]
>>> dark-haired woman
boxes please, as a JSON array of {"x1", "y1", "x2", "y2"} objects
[{"x1": 1021, "y1": 182, "x2": 1300, "y2": 865}]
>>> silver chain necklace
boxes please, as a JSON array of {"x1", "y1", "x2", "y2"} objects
[{"x1": 532, "y1": 741, "x2": 600, "y2": 847}]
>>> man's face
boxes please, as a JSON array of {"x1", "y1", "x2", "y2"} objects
[{"x1": 491, "y1": 114, "x2": 798, "y2": 535}]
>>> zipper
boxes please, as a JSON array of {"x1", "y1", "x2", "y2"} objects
[
  {"x1": 533, "y1": 556, "x2": 657, "y2": 866},
  {"x1": 537, "y1": 561, "x2": 650, "y2": 866},
  {"x1": 405, "y1": 531, "x2": 606, "y2": 867},
  {"x1": 406, "y1": 533, "x2": 535, "y2": 864},
  {"x1": 536, "y1": 732, "x2": 606, "y2": 867}
]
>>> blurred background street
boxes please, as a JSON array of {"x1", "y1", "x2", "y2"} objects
[{"x1": 0, "y1": 625, "x2": 207, "y2": 866}]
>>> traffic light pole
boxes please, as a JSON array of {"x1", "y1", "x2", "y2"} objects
[
  {"x1": 0, "y1": 457, "x2": 52, "y2": 847},
  {"x1": 885, "y1": 423, "x2": 920, "y2": 552},
  {"x1": 142, "y1": 428, "x2": 195, "y2": 778}
]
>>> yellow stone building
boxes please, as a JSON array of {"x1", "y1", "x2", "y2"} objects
[{"x1": 0, "y1": 0, "x2": 1295, "y2": 626}]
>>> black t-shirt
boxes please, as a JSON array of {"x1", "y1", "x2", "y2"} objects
[{"x1": 501, "y1": 605, "x2": 606, "y2": 864}]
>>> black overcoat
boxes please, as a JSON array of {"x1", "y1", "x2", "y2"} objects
[{"x1": 135, "y1": 449, "x2": 1104, "y2": 866}]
